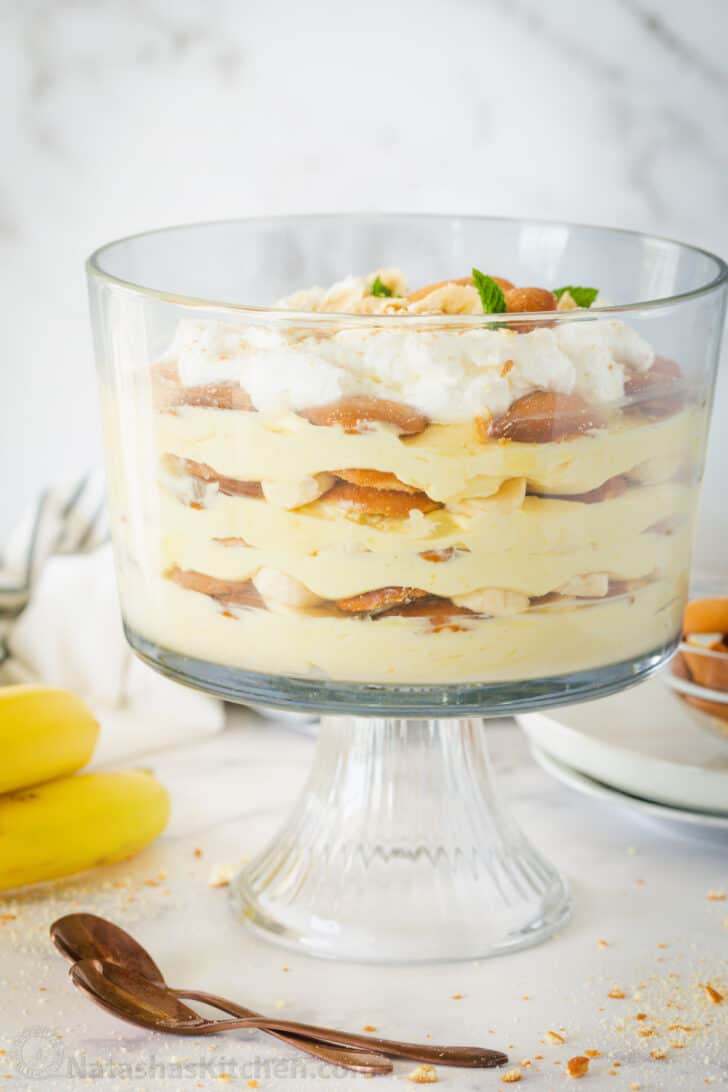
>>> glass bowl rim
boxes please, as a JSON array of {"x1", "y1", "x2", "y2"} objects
[{"x1": 86, "y1": 211, "x2": 728, "y2": 322}]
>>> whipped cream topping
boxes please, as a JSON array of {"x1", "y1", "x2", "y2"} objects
[{"x1": 161, "y1": 316, "x2": 654, "y2": 422}]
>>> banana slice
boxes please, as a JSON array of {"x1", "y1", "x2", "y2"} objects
[
  {"x1": 252, "y1": 568, "x2": 322, "y2": 613},
  {"x1": 449, "y1": 477, "x2": 526, "y2": 517},
  {"x1": 627, "y1": 453, "x2": 684, "y2": 485},
  {"x1": 262, "y1": 474, "x2": 335, "y2": 510},
  {"x1": 408, "y1": 283, "x2": 483, "y2": 315},
  {"x1": 452, "y1": 588, "x2": 530, "y2": 616},
  {"x1": 558, "y1": 573, "x2": 609, "y2": 598}
]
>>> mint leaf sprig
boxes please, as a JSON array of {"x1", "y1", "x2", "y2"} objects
[
  {"x1": 554, "y1": 285, "x2": 599, "y2": 308},
  {"x1": 472, "y1": 268, "x2": 507, "y2": 314},
  {"x1": 370, "y1": 275, "x2": 393, "y2": 298}
]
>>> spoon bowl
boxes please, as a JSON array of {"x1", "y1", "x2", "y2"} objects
[
  {"x1": 71, "y1": 959, "x2": 205, "y2": 1033},
  {"x1": 52, "y1": 914, "x2": 164, "y2": 983}
]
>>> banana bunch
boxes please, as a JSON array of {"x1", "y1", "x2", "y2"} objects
[{"x1": 0, "y1": 686, "x2": 169, "y2": 892}]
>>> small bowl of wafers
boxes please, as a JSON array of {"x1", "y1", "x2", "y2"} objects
[{"x1": 667, "y1": 597, "x2": 728, "y2": 738}]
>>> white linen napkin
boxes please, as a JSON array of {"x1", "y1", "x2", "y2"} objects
[{"x1": 0, "y1": 477, "x2": 224, "y2": 765}]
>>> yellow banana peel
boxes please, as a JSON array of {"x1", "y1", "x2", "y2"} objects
[
  {"x1": 0, "y1": 685, "x2": 99, "y2": 793},
  {"x1": 0, "y1": 769, "x2": 170, "y2": 892}
]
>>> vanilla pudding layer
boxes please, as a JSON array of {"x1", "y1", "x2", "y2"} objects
[
  {"x1": 152, "y1": 487, "x2": 691, "y2": 599},
  {"x1": 120, "y1": 569, "x2": 683, "y2": 684},
  {"x1": 138, "y1": 406, "x2": 699, "y2": 599},
  {"x1": 152, "y1": 405, "x2": 698, "y2": 501}
]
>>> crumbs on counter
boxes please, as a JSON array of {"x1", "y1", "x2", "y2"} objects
[
  {"x1": 0, "y1": 866, "x2": 181, "y2": 961},
  {"x1": 407, "y1": 1064, "x2": 438, "y2": 1083},
  {"x1": 566, "y1": 1055, "x2": 590, "y2": 1078},
  {"x1": 208, "y1": 863, "x2": 235, "y2": 888},
  {"x1": 545, "y1": 1030, "x2": 565, "y2": 1044}
]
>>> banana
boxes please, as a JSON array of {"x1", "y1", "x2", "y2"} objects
[
  {"x1": 452, "y1": 587, "x2": 530, "y2": 616},
  {"x1": 0, "y1": 769, "x2": 170, "y2": 892},
  {"x1": 252, "y1": 567, "x2": 323, "y2": 612},
  {"x1": 0, "y1": 685, "x2": 99, "y2": 794},
  {"x1": 558, "y1": 573, "x2": 609, "y2": 598},
  {"x1": 262, "y1": 473, "x2": 335, "y2": 510}
]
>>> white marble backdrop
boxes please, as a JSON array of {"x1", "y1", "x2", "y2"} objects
[{"x1": 1, "y1": 0, "x2": 727, "y2": 580}]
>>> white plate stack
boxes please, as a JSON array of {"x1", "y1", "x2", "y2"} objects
[{"x1": 518, "y1": 672, "x2": 728, "y2": 840}]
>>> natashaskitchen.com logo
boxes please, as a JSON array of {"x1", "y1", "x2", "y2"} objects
[
  {"x1": 11, "y1": 1027, "x2": 64, "y2": 1079},
  {"x1": 10, "y1": 1026, "x2": 362, "y2": 1080}
]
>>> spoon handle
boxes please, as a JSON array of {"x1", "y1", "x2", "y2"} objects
[
  {"x1": 178, "y1": 991, "x2": 391, "y2": 1074},
  {"x1": 177, "y1": 992, "x2": 505, "y2": 1068}
]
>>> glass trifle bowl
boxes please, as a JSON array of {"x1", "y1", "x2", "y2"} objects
[{"x1": 88, "y1": 215, "x2": 727, "y2": 961}]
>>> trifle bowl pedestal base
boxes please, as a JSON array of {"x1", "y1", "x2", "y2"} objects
[{"x1": 230, "y1": 716, "x2": 571, "y2": 962}]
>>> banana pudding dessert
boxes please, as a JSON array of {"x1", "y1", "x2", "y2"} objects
[{"x1": 109, "y1": 269, "x2": 702, "y2": 684}]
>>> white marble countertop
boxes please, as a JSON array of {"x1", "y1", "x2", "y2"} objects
[{"x1": 1, "y1": 713, "x2": 727, "y2": 1091}]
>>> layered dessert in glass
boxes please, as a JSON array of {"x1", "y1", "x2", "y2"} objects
[
  {"x1": 108, "y1": 267, "x2": 701, "y2": 686},
  {"x1": 90, "y1": 218, "x2": 726, "y2": 962}
]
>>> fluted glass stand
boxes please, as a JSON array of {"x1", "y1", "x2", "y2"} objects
[{"x1": 231, "y1": 716, "x2": 570, "y2": 962}]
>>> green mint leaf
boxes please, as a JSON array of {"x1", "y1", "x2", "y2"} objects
[
  {"x1": 472, "y1": 268, "x2": 507, "y2": 314},
  {"x1": 554, "y1": 285, "x2": 599, "y2": 308},
  {"x1": 370, "y1": 275, "x2": 393, "y2": 298}
]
